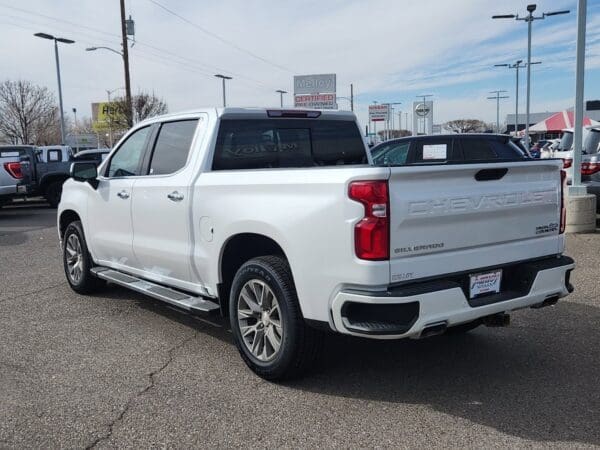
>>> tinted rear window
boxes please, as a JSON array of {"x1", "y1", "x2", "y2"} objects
[
  {"x1": 212, "y1": 119, "x2": 366, "y2": 170},
  {"x1": 460, "y1": 139, "x2": 497, "y2": 160}
]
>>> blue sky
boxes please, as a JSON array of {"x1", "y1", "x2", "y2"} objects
[{"x1": 0, "y1": 0, "x2": 598, "y2": 128}]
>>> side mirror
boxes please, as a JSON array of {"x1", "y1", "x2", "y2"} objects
[{"x1": 70, "y1": 162, "x2": 99, "y2": 189}]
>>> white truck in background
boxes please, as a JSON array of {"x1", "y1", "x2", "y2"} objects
[{"x1": 58, "y1": 108, "x2": 574, "y2": 380}]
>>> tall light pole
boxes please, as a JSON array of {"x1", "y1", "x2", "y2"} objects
[
  {"x1": 34, "y1": 32, "x2": 74, "y2": 145},
  {"x1": 215, "y1": 74, "x2": 232, "y2": 107},
  {"x1": 275, "y1": 89, "x2": 287, "y2": 108},
  {"x1": 493, "y1": 5, "x2": 570, "y2": 147},
  {"x1": 385, "y1": 102, "x2": 402, "y2": 139},
  {"x1": 487, "y1": 91, "x2": 509, "y2": 133},
  {"x1": 571, "y1": 0, "x2": 587, "y2": 195},
  {"x1": 495, "y1": 60, "x2": 541, "y2": 135}
]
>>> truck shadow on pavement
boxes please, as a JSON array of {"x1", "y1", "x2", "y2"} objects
[
  {"x1": 104, "y1": 285, "x2": 599, "y2": 446},
  {"x1": 299, "y1": 301, "x2": 600, "y2": 446}
]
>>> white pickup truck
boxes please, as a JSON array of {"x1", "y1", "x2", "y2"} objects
[{"x1": 58, "y1": 108, "x2": 574, "y2": 380}]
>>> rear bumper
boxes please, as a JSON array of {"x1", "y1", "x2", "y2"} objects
[{"x1": 331, "y1": 255, "x2": 574, "y2": 339}]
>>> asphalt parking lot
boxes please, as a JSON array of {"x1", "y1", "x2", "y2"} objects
[{"x1": 1, "y1": 204, "x2": 599, "y2": 448}]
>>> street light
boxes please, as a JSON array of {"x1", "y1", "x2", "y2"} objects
[
  {"x1": 487, "y1": 90, "x2": 509, "y2": 133},
  {"x1": 494, "y1": 60, "x2": 541, "y2": 135},
  {"x1": 382, "y1": 102, "x2": 402, "y2": 140},
  {"x1": 275, "y1": 89, "x2": 287, "y2": 108},
  {"x1": 86, "y1": 46, "x2": 123, "y2": 56},
  {"x1": 215, "y1": 74, "x2": 232, "y2": 107},
  {"x1": 492, "y1": 4, "x2": 570, "y2": 147},
  {"x1": 86, "y1": 45, "x2": 132, "y2": 126},
  {"x1": 34, "y1": 32, "x2": 75, "y2": 144}
]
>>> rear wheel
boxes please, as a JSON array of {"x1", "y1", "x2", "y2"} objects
[
  {"x1": 229, "y1": 256, "x2": 322, "y2": 380},
  {"x1": 62, "y1": 221, "x2": 104, "y2": 294},
  {"x1": 45, "y1": 181, "x2": 63, "y2": 208}
]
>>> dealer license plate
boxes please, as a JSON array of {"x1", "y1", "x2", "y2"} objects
[{"x1": 469, "y1": 269, "x2": 502, "y2": 298}]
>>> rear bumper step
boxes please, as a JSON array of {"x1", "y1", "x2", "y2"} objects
[
  {"x1": 331, "y1": 255, "x2": 574, "y2": 339},
  {"x1": 91, "y1": 267, "x2": 219, "y2": 315}
]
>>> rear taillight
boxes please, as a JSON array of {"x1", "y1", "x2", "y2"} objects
[
  {"x1": 581, "y1": 161, "x2": 600, "y2": 175},
  {"x1": 3, "y1": 162, "x2": 23, "y2": 179},
  {"x1": 560, "y1": 169, "x2": 566, "y2": 234},
  {"x1": 348, "y1": 180, "x2": 389, "y2": 260},
  {"x1": 562, "y1": 158, "x2": 572, "y2": 169}
]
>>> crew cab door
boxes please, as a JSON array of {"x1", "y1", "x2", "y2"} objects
[
  {"x1": 87, "y1": 125, "x2": 153, "y2": 268},
  {"x1": 131, "y1": 118, "x2": 201, "y2": 285}
]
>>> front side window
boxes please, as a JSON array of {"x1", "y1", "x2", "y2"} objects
[
  {"x1": 107, "y1": 126, "x2": 151, "y2": 177},
  {"x1": 371, "y1": 142, "x2": 410, "y2": 166},
  {"x1": 148, "y1": 120, "x2": 198, "y2": 175}
]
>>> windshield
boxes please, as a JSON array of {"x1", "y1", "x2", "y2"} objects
[{"x1": 559, "y1": 132, "x2": 573, "y2": 151}]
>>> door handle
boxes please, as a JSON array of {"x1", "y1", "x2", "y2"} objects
[
  {"x1": 167, "y1": 191, "x2": 184, "y2": 202},
  {"x1": 117, "y1": 190, "x2": 130, "y2": 199}
]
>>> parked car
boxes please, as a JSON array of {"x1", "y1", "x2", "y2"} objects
[
  {"x1": 58, "y1": 108, "x2": 574, "y2": 380},
  {"x1": 0, "y1": 146, "x2": 30, "y2": 207},
  {"x1": 72, "y1": 148, "x2": 110, "y2": 163},
  {"x1": 370, "y1": 134, "x2": 528, "y2": 166},
  {"x1": 37, "y1": 145, "x2": 73, "y2": 163}
]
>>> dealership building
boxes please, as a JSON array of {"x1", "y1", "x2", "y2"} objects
[{"x1": 505, "y1": 100, "x2": 600, "y2": 138}]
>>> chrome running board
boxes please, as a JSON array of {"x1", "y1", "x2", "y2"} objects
[{"x1": 91, "y1": 267, "x2": 220, "y2": 315}]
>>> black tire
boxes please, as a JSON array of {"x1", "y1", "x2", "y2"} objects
[
  {"x1": 229, "y1": 255, "x2": 322, "y2": 381},
  {"x1": 62, "y1": 220, "x2": 104, "y2": 294},
  {"x1": 446, "y1": 319, "x2": 482, "y2": 335},
  {"x1": 44, "y1": 181, "x2": 63, "y2": 208}
]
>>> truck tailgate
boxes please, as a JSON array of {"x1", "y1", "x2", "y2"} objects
[{"x1": 388, "y1": 160, "x2": 563, "y2": 284}]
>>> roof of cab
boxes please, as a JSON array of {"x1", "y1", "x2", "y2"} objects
[{"x1": 137, "y1": 107, "x2": 356, "y2": 126}]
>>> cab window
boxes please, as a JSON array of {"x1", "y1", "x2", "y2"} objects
[
  {"x1": 106, "y1": 126, "x2": 151, "y2": 177},
  {"x1": 148, "y1": 120, "x2": 198, "y2": 175}
]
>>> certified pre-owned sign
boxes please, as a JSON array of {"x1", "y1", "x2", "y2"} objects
[
  {"x1": 294, "y1": 93, "x2": 337, "y2": 109},
  {"x1": 294, "y1": 74, "x2": 336, "y2": 95}
]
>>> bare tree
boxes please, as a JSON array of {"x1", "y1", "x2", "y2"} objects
[
  {"x1": 0, "y1": 80, "x2": 59, "y2": 144},
  {"x1": 113, "y1": 90, "x2": 168, "y2": 125},
  {"x1": 444, "y1": 119, "x2": 488, "y2": 134}
]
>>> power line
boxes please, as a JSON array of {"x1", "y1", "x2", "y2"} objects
[
  {"x1": 0, "y1": 6, "x2": 274, "y2": 91},
  {"x1": 145, "y1": 0, "x2": 294, "y2": 73}
]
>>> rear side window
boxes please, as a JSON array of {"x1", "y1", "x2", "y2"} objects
[
  {"x1": 412, "y1": 138, "x2": 454, "y2": 163},
  {"x1": 459, "y1": 138, "x2": 525, "y2": 160},
  {"x1": 149, "y1": 120, "x2": 198, "y2": 175},
  {"x1": 48, "y1": 149, "x2": 62, "y2": 162},
  {"x1": 212, "y1": 119, "x2": 366, "y2": 170},
  {"x1": 460, "y1": 139, "x2": 498, "y2": 160}
]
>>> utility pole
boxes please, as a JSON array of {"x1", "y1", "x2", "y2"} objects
[
  {"x1": 350, "y1": 84, "x2": 354, "y2": 112},
  {"x1": 487, "y1": 90, "x2": 509, "y2": 133},
  {"x1": 120, "y1": 0, "x2": 133, "y2": 127}
]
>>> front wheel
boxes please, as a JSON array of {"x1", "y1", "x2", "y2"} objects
[
  {"x1": 45, "y1": 181, "x2": 63, "y2": 208},
  {"x1": 229, "y1": 256, "x2": 322, "y2": 381},
  {"x1": 62, "y1": 221, "x2": 104, "y2": 294}
]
